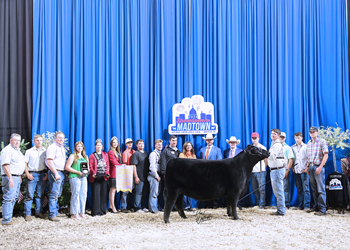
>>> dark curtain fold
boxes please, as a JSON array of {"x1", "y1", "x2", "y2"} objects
[{"x1": 0, "y1": 0, "x2": 33, "y2": 144}]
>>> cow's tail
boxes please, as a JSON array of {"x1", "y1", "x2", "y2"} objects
[{"x1": 163, "y1": 187, "x2": 168, "y2": 202}]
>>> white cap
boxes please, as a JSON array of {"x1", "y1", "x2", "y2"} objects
[{"x1": 125, "y1": 138, "x2": 133, "y2": 144}]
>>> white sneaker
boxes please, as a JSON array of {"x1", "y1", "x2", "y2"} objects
[
  {"x1": 142, "y1": 208, "x2": 149, "y2": 212},
  {"x1": 136, "y1": 209, "x2": 145, "y2": 213}
]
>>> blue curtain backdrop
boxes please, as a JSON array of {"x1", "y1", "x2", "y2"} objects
[{"x1": 33, "y1": 0, "x2": 349, "y2": 207}]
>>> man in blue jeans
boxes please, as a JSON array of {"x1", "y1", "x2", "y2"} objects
[
  {"x1": 23, "y1": 134, "x2": 48, "y2": 221},
  {"x1": 130, "y1": 139, "x2": 149, "y2": 213},
  {"x1": 268, "y1": 129, "x2": 286, "y2": 216},
  {"x1": 291, "y1": 132, "x2": 310, "y2": 210},
  {"x1": 147, "y1": 139, "x2": 163, "y2": 213},
  {"x1": 305, "y1": 126, "x2": 329, "y2": 216},
  {"x1": 280, "y1": 132, "x2": 295, "y2": 209},
  {"x1": 1, "y1": 133, "x2": 26, "y2": 225},
  {"x1": 46, "y1": 132, "x2": 67, "y2": 221},
  {"x1": 250, "y1": 132, "x2": 268, "y2": 209}
]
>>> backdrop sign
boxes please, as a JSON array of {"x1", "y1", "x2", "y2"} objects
[{"x1": 168, "y1": 95, "x2": 218, "y2": 135}]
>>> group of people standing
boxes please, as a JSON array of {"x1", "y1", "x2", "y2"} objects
[{"x1": 1, "y1": 125, "x2": 328, "y2": 225}]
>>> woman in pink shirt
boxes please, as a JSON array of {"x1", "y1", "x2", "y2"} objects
[
  {"x1": 179, "y1": 141, "x2": 196, "y2": 211},
  {"x1": 120, "y1": 138, "x2": 135, "y2": 213},
  {"x1": 107, "y1": 137, "x2": 122, "y2": 213}
]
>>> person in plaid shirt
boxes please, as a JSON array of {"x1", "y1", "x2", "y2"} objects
[{"x1": 305, "y1": 126, "x2": 329, "y2": 216}]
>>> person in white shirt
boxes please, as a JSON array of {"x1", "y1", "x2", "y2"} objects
[
  {"x1": 1, "y1": 133, "x2": 26, "y2": 225},
  {"x1": 291, "y1": 132, "x2": 310, "y2": 210},
  {"x1": 23, "y1": 134, "x2": 48, "y2": 221},
  {"x1": 250, "y1": 132, "x2": 268, "y2": 209},
  {"x1": 268, "y1": 129, "x2": 286, "y2": 216},
  {"x1": 46, "y1": 132, "x2": 67, "y2": 221}
]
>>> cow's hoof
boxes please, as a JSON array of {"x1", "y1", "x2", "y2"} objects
[
  {"x1": 164, "y1": 220, "x2": 170, "y2": 223},
  {"x1": 227, "y1": 213, "x2": 232, "y2": 217},
  {"x1": 233, "y1": 217, "x2": 240, "y2": 220}
]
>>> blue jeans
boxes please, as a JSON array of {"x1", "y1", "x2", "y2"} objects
[
  {"x1": 48, "y1": 170, "x2": 65, "y2": 218},
  {"x1": 24, "y1": 172, "x2": 47, "y2": 216},
  {"x1": 283, "y1": 170, "x2": 290, "y2": 208},
  {"x1": 251, "y1": 172, "x2": 266, "y2": 207},
  {"x1": 121, "y1": 191, "x2": 129, "y2": 210},
  {"x1": 183, "y1": 196, "x2": 191, "y2": 209},
  {"x1": 270, "y1": 168, "x2": 286, "y2": 215},
  {"x1": 69, "y1": 176, "x2": 87, "y2": 215},
  {"x1": 294, "y1": 172, "x2": 310, "y2": 209},
  {"x1": 147, "y1": 175, "x2": 160, "y2": 212},
  {"x1": 133, "y1": 181, "x2": 144, "y2": 211},
  {"x1": 1, "y1": 176, "x2": 21, "y2": 224},
  {"x1": 308, "y1": 166, "x2": 326, "y2": 213}
]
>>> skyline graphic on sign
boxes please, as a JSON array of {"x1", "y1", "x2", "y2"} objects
[{"x1": 168, "y1": 95, "x2": 218, "y2": 135}]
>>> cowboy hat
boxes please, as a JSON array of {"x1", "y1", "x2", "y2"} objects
[
  {"x1": 202, "y1": 133, "x2": 217, "y2": 140},
  {"x1": 226, "y1": 136, "x2": 241, "y2": 145}
]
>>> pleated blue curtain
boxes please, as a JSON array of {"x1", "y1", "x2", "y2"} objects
[{"x1": 33, "y1": 0, "x2": 349, "y2": 206}]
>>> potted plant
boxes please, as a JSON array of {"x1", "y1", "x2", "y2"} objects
[{"x1": 318, "y1": 124, "x2": 350, "y2": 172}]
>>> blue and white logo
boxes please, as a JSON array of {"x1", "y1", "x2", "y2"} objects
[{"x1": 168, "y1": 95, "x2": 218, "y2": 135}]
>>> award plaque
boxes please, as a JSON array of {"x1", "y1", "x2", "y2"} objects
[{"x1": 80, "y1": 162, "x2": 89, "y2": 176}]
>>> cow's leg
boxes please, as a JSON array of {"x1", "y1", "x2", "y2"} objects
[
  {"x1": 175, "y1": 194, "x2": 187, "y2": 219},
  {"x1": 163, "y1": 190, "x2": 178, "y2": 223},
  {"x1": 230, "y1": 194, "x2": 240, "y2": 220},
  {"x1": 226, "y1": 197, "x2": 232, "y2": 216}
]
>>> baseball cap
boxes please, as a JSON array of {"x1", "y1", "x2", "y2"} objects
[
  {"x1": 251, "y1": 132, "x2": 260, "y2": 138},
  {"x1": 125, "y1": 138, "x2": 133, "y2": 144},
  {"x1": 309, "y1": 126, "x2": 318, "y2": 132},
  {"x1": 280, "y1": 132, "x2": 286, "y2": 138}
]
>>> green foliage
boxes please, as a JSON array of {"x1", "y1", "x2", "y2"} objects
[
  {"x1": 319, "y1": 123, "x2": 350, "y2": 171},
  {"x1": 318, "y1": 124, "x2": 350, "y2": 150},
  {"x1": 20, "y1": 139, "x2": 30, "y2": 155}
]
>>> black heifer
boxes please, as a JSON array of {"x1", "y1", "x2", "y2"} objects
[{"x1": 163, "y1": 145, "x2": 269, "y2": 223}]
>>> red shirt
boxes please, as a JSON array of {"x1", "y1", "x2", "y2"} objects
[
  {"x1": 108, "y1": 150, "x2": 122, "y2": 178},
  {"x1": 122, "y1": 148, "x2": 135, "y2": 165},
  {"x1": 88, "y1": 152, "x2": 110, "y2": 183}
]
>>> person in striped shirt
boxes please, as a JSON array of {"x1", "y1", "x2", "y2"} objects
[{"x1": 305, "y1": 126, "x2": 329, "y2": 216}]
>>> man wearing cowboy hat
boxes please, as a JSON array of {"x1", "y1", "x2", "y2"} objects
[
  {"x1": 224, "y1": 136, "x2": 242, "y2": 159},
  {"x1": 224, "y1": 136, "x2": 243, "y2": 209},
  {"x1": 200, "y1": 134, "x2": 223, "y2": 160}
]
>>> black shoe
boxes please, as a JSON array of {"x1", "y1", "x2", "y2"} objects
[
  {"x1": 238, "y1": 206, "x2": 243, "y2": 210},
  {"x1": 186, "y1": 208, "x2": 194, "y2": 212},
  {"x1": 270, "y1": 212, "x2": 285, "y2": 216},
  {"x1": 121, "y1": 209, "x2": 130, "y2": 214}
]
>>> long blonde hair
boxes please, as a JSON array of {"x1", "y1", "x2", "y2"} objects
[
  {"x1": 109, "y1": 136, "x2": 121, "y2": 156},
  {"x1": 74, "y1": 141, "x2": 88, "y2": 164}
]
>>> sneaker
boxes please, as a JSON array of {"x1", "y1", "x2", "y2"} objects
[
  {"x1": 121, "y1": 209, "x2": 130, "y2": 214},
  {"x1": 79, "y1": 214, "x2": 86, "y2": 219},
  {"x1": 259, "y1": 206, "x2": 265, "y2": 209},
  {"x1": 25, "y1": 216, "x2": 32, "y2": 221},
  {"x1": 270, "y1": 212, "x2": 285, "y2": 216},
  {"x1": 136, "y1": 209, "x2": 145, "y2": 213},
  {"x1": 314, "y1": 211, "x2": 326, "y2": 216},
  {"x1": 2, "y1": 221, "x2": 13, "y2": 226},
  {"x1": 49, "y1": 217, "x2": 60, "y2": 222},
  {"x1": 35, "y1": 213, "x2": 45, "y2": 219},
  {"x1": 142, "y1": 208, "x2": 149, "y2": 212},
  {"x1": 71, "y1": 214, "x2": 80, "y2": 219},
  {"x1": 151, "y1": 210, "x2": 159, "y2": 214}
]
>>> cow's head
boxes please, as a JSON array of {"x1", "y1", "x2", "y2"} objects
[{"x1": 244, "y1": 145, "x2": 270, "y2": 160}]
